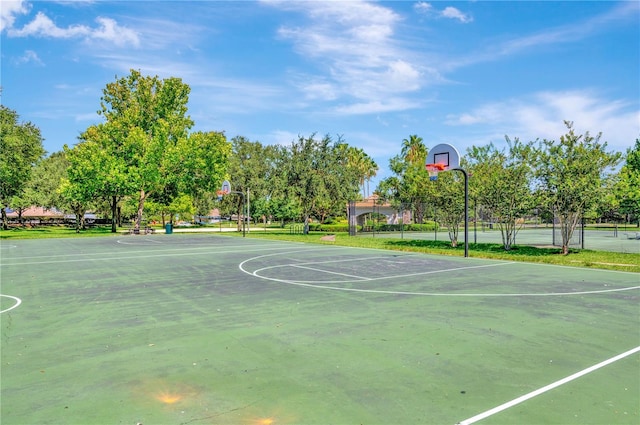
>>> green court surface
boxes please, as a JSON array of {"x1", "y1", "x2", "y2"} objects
[{"x1": 1, "y1": 234, "x2": 638, "y2": 425}]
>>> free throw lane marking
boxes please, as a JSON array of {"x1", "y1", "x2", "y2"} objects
[
  {"x1": 456, "y1": 345, "x2": 640, "y2": 425},
  {"x1": 241, "y1": 250, "x2": 640, "y2": 296}
]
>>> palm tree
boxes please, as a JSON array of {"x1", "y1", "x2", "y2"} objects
[
  {"x1": 401, "y1": 134, "x2": 427, "y2": 166},
  {"x1": 363, "y1": 155, "x2": 378, "y2": 198}
]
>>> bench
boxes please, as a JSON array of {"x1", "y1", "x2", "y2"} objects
[{"x1": 127, "y1": 227, "x2": 156, "y2": 235}]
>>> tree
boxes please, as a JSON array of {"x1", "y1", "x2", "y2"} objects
[
  {"x1": 401, "y1": 135, "x2": 427, "y2": 166},
  {"x1": 283, "y1": 134, "x2": 361, "y2": 233},
  {"x1": 25, "y1": 151, "x2": 70, "y2": 210},
  {"x1": 466, "y1": 138, "x2": 535, "y2": 250},
  {"x1": 225, "y1": 136, "x2": 278, "y2": 231},
  {"x1": 157, "y1": 131, "x2": 230, "y2": 224},
  {"x1": 534, "y1": 121, "x2": 621, "y2": 254},
  {"x1": 615, "y1": 139, "x2": 640, "y2": 225},
  {"x1": 431, "y1": 171, "x2": 465, "y2": 247},
  {"x1": 62, "y1": 142, "x2": 104, "y2": 232},
  {"x1": 97, "y1": 69, "x2": 194, "y2": 230},
  {"x1": 11, "y1": 151, "x2": 70, "y2": 227},
  {"x1": 339, "y1": 144, "x2": 378, "y2": 199},
  {"x1": 0, "y1": 105, "x2": 46, "y2": 229},
  {"x1": 75, "y1": 125, "x2": 136, "y2": 232},
  {"x1": 378, "y1": 135, "x2": 430, "y2": 224}
]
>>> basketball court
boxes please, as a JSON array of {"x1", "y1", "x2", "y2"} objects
[{"x1": 1, "y1": 234, "x2": 638, "y2": 424}]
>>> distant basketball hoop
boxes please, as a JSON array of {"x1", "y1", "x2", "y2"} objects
[{"x1": 218, "y1": 180, "x2": 231, "y2": 201}]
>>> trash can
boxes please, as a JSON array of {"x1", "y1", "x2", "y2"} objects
[{"x1": 165, "y1": 223, "x2": 173, "y2": 234}]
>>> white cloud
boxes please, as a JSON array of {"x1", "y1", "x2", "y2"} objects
[
  {"x1": 9, "y1": 11, "x2": 89, "y2": 38},
  {"x1": 7, "y1": 11, "x2": 139, "y2": 47},
  {"x1": 444, "y1": 90, "x2": 640, "y2": 152},
  {"x1": 268, "y1": 1, "x2": 433, "y2": 114},
  {"x1": 414, "y1": 2, "x2": 433, "y2": 14},
  {"x1": 263, "y1": 129, "x2": 300, "y2": 146},
  {"x1": 335, "y1": 98, "x2": 420, "y2": 115},
  {"x1": 299, "y1": 79, "x2": 339, "y2": 101},
  {"x1": 91, "y1": 17, "x2": 139, "y2": 47},
  {"x1": 15, "y1": 49, "x2": 43, "y2": 65},
  {"x1": 441, "y1": 7, "x2": 473, "y2": 24},
  {"x1": 446, "y1": 1, "x2": 638, "y2": 70},
  {"x1": 386, "y1": 60, "x2": 421, "y2": 91},
  {"x1": 0, "y1": 0, "x2": 29, "y2": 32},
  {"x1": 414, "y1": 2, "x2": 472, "y2": 23}
]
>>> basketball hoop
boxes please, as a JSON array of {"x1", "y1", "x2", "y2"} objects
[
  {"x1": 426, "y1": 163, "x2": 446, "y2": 181},
  {"x1": 218, "y1": 180, "x2": 231, "y2": 201}
]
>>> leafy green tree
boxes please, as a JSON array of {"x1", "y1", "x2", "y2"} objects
[
  {"x1": 401, "y1": 135, "x2": 427, "y2": 166},
  {"x1": 62, "y1": 141, "x2": 106, "y2": 231},
  {"x1": 615, "y1": 139, "x2": 640, "y2": 226},
  {"x1": 362, "y1": 154, "x2": 378, "y2": 199},
  {"x1": 283, "y1": 134, "x2": 360, "y2": 233},
  {"x1": 377, "y1": 135, "x2": 430, "y2": 224},
  {"x1": 338, "y1": 144, "x2": 378, "y2": 199},
  {"x1": 156, "y1": 131, "x2": 230, "y2": 224},
  {"x1": 534, "y1": 121, "x2": 621, "y2": 254},
  {"x1": 267, "y1": 144, "x2": 303, "y2": 227},
  {"x1": 166, "y1": 194, "x2": 196, "y2": 223},
  {"x1": 466, "y1": 138, "x2": 535, "y2": 250},
  {"x1": 97, "y1": 69, "x2": 194, "y2": 230},
  {"x1": 0, "y1": 105, "x2": 46, "y2": 229},
  {"x1": 225, "y1": 136, "x2": 278, "y2": 231},
  {"x1": 75, "y1": 125, "x2": 136, "y2": 232},
  {"x1": 26, "y1": 151, "x2": 70, "y2": 209},
  {"x1": 11, "y1": 151, "x2": 70, "y2": 226},
  {"x1": 431, "y1": 171, "x2": 465, "y2": 246}
]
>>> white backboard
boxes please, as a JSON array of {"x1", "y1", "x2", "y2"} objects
[{"x1": 426, "y1": 143, "x2": 460, "y2": 170}]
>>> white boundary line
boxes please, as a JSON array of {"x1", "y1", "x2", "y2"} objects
[
  {"x1": 253, "y1": 261, "x2": 514, "y2": 285},
  {"x1": 0, "y1": 242, "x2": 297, "y2": 262},
  {"x1": 116, "y1": 237, "x2": 163, "y2": 245},
  {"x1": 456, "y1": 345, "x2": 640, "y2": 425},
  {"x1": 0, "y1": 244, "x2": 303, "y2": 266},
  {"x1": 289, "y1": 263, "x2": 373, "y2": 281},
  {"x1": 0, "y1": 294, "x2": 22, "y2": 313}
]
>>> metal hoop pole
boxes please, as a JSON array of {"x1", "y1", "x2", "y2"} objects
[{"x1": 453, "y1": 167, "x2": 469, "y2": 258}]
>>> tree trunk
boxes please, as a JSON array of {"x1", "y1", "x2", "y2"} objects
[
  {"x1": 1, "y1": 207, "x2": 7, "y2": 230},
  {"x1": 75, "y1": 211, "x2": 82, "y2": 233},
  {"x1": 448, "y1": 225, "x2": 459, "y2": 247},
  {"x1": 303, "y1": 214, "x2": 310, "y2": 234},
  {"x1": 559, "y1": 212, "x2": 580, "y2": 255},
  {"x1": 110, "y1": 195, "x2": 117, "y2": 233},
  {"x1": 135, "y1": 189, "x2": 146, "y2": 230}
]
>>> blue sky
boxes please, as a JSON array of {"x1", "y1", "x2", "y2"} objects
[{"x1": 2, "y1": 1, "x2": 639, "y2": 186}]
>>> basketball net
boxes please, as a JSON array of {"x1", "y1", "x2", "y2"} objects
[
  {"x1": 426, "y1": 163, "x2": 446, "y2": 181},
  {"x1": 216, "y1": 190, "x2": 228, "y2": 201}
]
